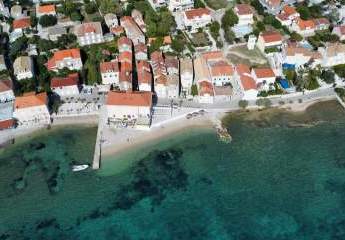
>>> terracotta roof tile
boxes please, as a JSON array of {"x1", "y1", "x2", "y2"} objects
[
  {"x1": 100, "y1": 61, "x2": 119, "y2": 73},
  {"x1": 184, "y1": 8, "x2": 210, "y2": 20},
  {"x1": 38, "y1": 4, "x2": 55, "y2": 14},
  {"x1": 51, "y1": 73, "x2": 79, "y2": 88},
  {"x1": 199, "y1": 81, "x2": 214, "y2": 96},
  {"x1": 235, "y1": 4, "x2": 253, "y2": 15},
  {"x1": 107, "y1": 91, "x2": 152, "y2": 106},
  {"x1": 15, "y1": 92, "x2": 47, "y2": 109},
  {"x1": 261, "y1": 31, "x2": 283, "y2": 43},
  {"x1": 12, "y1": 17, "x2": 31, "y2": 29},
  {"x1": 0, "y1": 119, "x2": 15, "y2": 130},
  {"x1": 253, "y1": 68, "x2": 275, "y2": 78}
]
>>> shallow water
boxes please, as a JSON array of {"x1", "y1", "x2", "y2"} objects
[{"x1": 1, "y1": 102, "x2": 345, "y2": 239}]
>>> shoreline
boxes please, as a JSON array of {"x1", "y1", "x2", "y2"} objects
[{"x1": 101, "y1": 115, "x2": 214, "y2": 158}]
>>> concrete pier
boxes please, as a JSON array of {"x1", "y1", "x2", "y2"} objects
[{"x1": 92, "y1": 106, "x2": 106, "y2": 170}]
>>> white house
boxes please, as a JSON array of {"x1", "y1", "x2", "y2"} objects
[
  {"x1": 120, "y1": 16, "x2": 146, "y2": 45},
  {"x1": 47, "y1": 48, "x2": 83, "y2": 71},
  {"x1": 257, "y1": 31, "x2": 283, "y2": 52},
  {"x1": 291, "y1": 18, "x2": 316, "y2": 37},
  {"x1": 0, "y1": 80, "x2": 15, "y2": 126},
  {"x1": 167, "y1": 74, "x2": 179, "y2": 98},
  {"x1": 36, "y1": 4, "x2": 56, "y2": 17},
  {"x1": 137, "y1": 60, "x2": 152, "y2": 92},
  {"x1": 209, "y1": 61, "x2": 234, "y2": 87},
  {"x1": 235, "y1": 64, "x2": 258, "y2": 100},
  {"x1": 12, "y1": 17, "x2": 31, "y2": 34},
  {"x1": 14, "y1": 92, "x2": 50, "y2": 128},
  {"x1": 282, "y1": 45, "x2": 322, "y2": 68},
  {"x1": 151, "y1": 51, "x2": 168, "y2": 98},
  {"x1": 332, "y1": 25, "x2": 345, "y2": 41},
  {"x1": 165, "y1": 56, "x2": 179, "y2": 75},
  {"x1": 180, "y1": 58, "x2": 194, "y2": 97},
  {"x1": 234, "y1": 4, "x2": 254, "y2": 26},
  {"x1": 183, "y1": 8, "x2": 212, "y2": 32},
  {"x1": 251, "y1": 67, "x2": 276, "y2": 85},
  {"x1": 318, "y1": 43, "x2": 345, "y2": 67},
  {"x1": 104, "y1": 13, "x2": 118, "y2": 28},
  {"x1": 106, "y1": 91, "x2": 153, "y2": 129},
  {"x1": 168, "y1": 0, "x2": 194, "y2": 12},
  {"x1": 276, "y1": 5, "x2": 300, "y2": 26},
  {"x1": 10, "y1": 5, "x2": 23, "y2": 19},
  {"x1": 51, "y1": 73, "x2": 79, "y2": 97},
  {"x1": 13, "y1": 56, "x2": 34, "y2": 80},
  {"x1": 100, "y1": 61, "x2": 119, "y2": 86},
  {"x1": 73, "y1": 22, "x2": 104, "y2": 46},
  {"x1": 147, "y1": 0, "x2": 167, "y2": 9}
]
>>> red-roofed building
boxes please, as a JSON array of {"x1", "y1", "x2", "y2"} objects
[
  {"x1": 151, "y1": 51, "x2": 168, "y2": 98},
  {"x1": 73, "y1": 22, "x2": 104, "y2": 46},
  {"x1": 235, "y1": 64, "x2": 258, "y2": 100},
  {"x1": 251, "y1": 67, "x2": 276, "y2": 85},
  {"x1": 257, "y1": 31, "x2": 283, "y2": 52},
  {"x1": 36, "y1": 4, "x2": 56, "y2": 17},
  {"x1": 276, "y1": 5, "x2": 299, "y2": 26},
  {"x1": 14, "y1": 92, "x2": 50, "y2": 127},
  {"x1": 47, "y1": 49, "x2": 83, "y2": 72},
  {"x1": 0, "y1": 119, "x2": 15, "y2": 131},
  {"x1": 12, "y1": 17, "x2": 31, "y2": 31},
  {"x1": 106, "y1": 91, "x2": 153, "y2": 129},
  {"x1": 183, "y1": 8, "x2": 212, "y2": 32},
  {"x1": 135, "y1": 43, "x2": 148, "y2": 61},
  {"x1": 120, "y1": 16, "x2": 145, "y2": 45},
  {"x1": 100, "y1": 61, "x2": 119, "y2": 86},
  {"x1": 0, "y1": 80, "x2": 15, "y2": 125},
  {"x1": 209, "y1": 61, "x2": 234, "y2": 86},
  {"x1": 118, "y1": 36, "x2": 133, "y2": 53},
  {"x1": 110, "y1": 26, "x2": 124, "y2": 36},
  {"x1": 137, "y1": 60, "x2": 152, "y2": 92},
  {"x1": 198, "y1": 81, "x2": 214, "y2": 103},
  {"x1": 234, "y1": 4, "x2": 254, "y2": 25},
  {"x1": 51, "y1": 73, "x2": 79, "y2": 96}
]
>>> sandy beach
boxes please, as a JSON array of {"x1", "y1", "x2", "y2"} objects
[{"x1": 101, "y1": 114, "x2": 214, "y2": 158}]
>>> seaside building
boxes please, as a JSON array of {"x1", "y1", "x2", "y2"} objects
[
  {"x1": 233, "y1": 4, "x2": 254, "y2": 37},
  {"x1": 46, "y1": 49, "x2": 83, "y2": 72},
  {"x1": 105, "y1": 91, "x2": 153, "y2": 129},
  {"x1": 100, "y1": 61, "x2": 120, "y2": 86},
  {"x1": 73, "y1": 22, "x2": 104, "y2": 46},
  {"x1": 51, "y1": 73, "x2": 79, "y2": 97},
  {"x1": 151, "y1": 51, "x2": 168, "y2": 98},
  {"x1": 194, "y1": 56, "x2": 214, "y2": 103},
  {"x1": 235, "y1": 64, "x2": 258, "y2": 100},
  {"x1": 120, "y1": 16, "x2": 146, "y2": 45},
  {"x1": 13, "y1": 56, "x2": 34, "y2": 80},
  {"x1": 209, "y1": 61, "x2": 234, "y2": 87},
  {"x1": 137, "y1": 60, "x2": 152, "y2": 92},
  {"x1": 180, "y1": 58, "x2": 194, "y2": 97},
  {"x1": 282, "y1": 45, "x2": 321, "y2": 68},
  {"x1": 251, "y1": 67, "x2": 276, "y2": 86},
  {"x1": 182, "y1": 8, "x2": 212, "y2": 32},
  {"x1": 14, "y1": 92, "x2": 50, "y2": 128},
  {"x1": 0, "y1": 80, "x2": 15, "y2": 130}
]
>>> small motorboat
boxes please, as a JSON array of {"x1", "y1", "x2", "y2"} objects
[{"x1": 72, "y1": 164, "x2": 89, "y2": 172}]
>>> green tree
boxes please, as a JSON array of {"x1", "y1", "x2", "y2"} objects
[
  {"x1": 99, "y1": 0, "x2": 117, "y2": 14},
  {"x1": 9, "y1": 36, "x2": 28, "y2": 60},
  {"x1": 194, "y1": 0, "x2": 205, "y2": 8},
  {"x1": 290, "y1": 31, "x2": 303, "y2": 42},
  {"x1": 61, "y1": 0, "x2": 77, "y2": 16},
  {"x1": 238, "y1": 100, "x2": 249, "y2": 109},
  {"x1": 221, "y1": 9, "x2": 238, "y2": 28},
  {"x1": 191, "y1": 84, "x2": 198, "y2": 96},
  {"x1": 70, "y1": 11, "x2": 83, "y2": 21},
  {"x1": 320, "y1": 70, "x2": 335, "y2": 84},
  {"x1": 250, "y1": 0, "x2": 264, "y2": 15},
  {"x1": 209, "y1": 21, "x2": 220, "y2": 41},
  {"x1": 30, "y1": 14, "x2": 37, "y2": 28},
  {"x1": 171, "y1": 38, "x2": 184, "y2": 53},
  {"x1": 256, "y1": 98, "x2": 272, "y2": 108},
  {"x1": 296, "y1": 6, "x2": 311, "y2": 20},
  {"x1": 85, "y1": 2, "x2": 97, "y2": 14},
  {"x1": 333, "y1": 64, "x2": 345, "y2": 78},
  {"x1": 39, "y1": 15, "x2": 57, "y2": 27},
  {"x1": 256, "y1": 21, "x2": 266, "y2": 31}
]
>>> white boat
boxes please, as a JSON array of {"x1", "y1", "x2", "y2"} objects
[{"x1": 72, "y1": 164, "x2": 89, "y2": 172}]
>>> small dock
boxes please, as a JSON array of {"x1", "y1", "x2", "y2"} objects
[{"x1": 92, "y1": 106, "x2": 106, "y2": 170}]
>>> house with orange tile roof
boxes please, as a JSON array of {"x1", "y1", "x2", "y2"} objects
[
  {"x1": 100, "y1": 60, "x2": 119, "y2": 86},
  {"x1": 137, "y1": 60, "x2": 152, "y2": 92},
  {"x1": 46, "y1": 49, "x2": 83, "y2": 72},
  {"x1": 234, "y1": 4, "x2": 254, "y2": 26},
  {"x1": 180, "y1": 58, "x2": 194, "y2": 97},
  {"x1": 194, "y1": 56, "x2": 214, "y2": 103},
  {"x1": 276, "y1": 5, "x2": 300, "y2": 26},
  {"x1": 0, "y1": 80, "x2": 15, "y2": 126},
  {"x1": 282, "y1": 45, "x2": 321, "y2": 68},
  {"x1": 12, "y1": 17, "x2": 31, "y2": 32},
  {"x1": 257, "y1": 31, "x2": 283, "y2": 52},
  {"x1": 106, "y1": 91, "x2": 153, "y2": 129},
  {"x1": 209, "y1": 61, "x2": 234, "y2": 87},
  {"x1": 110, "y1": 26, "x2": 125, "y2": 36},
  {"x1": 235, "y1": 64, "x2": 258, "y2": 100},
  {"x1": 36, "y1": 4, "x2": 56, "y2": 18},
  {"x1": 291, "y1": 18, "x2": 316, "y2": 37},
  {"x1": 151, "y1": 51, "x2": 168, "y2": 98},
  {"x1": 118, "y1": 36, "x2": 133, "y2": 53},
  {"x1": 120, "y1": 16, "x2": 145, "y2": 45},
  {"x1": 198, "y1": 81, "x2": 214, "y2": 103},
  {"x1": 168, "y1": 0, "x2": 193, "y2": 12},
  {"x1": 318, "y1": 43, "x2": 345, "y2": 67},
  {"x1": 73, "y1": 22, "x2": 104, "y2": 46},
  {"x1": 251, "y1": 67, "x2": 276, "y2": 86},
  {"x1": 183, "y1": 8, "x2": 212, "y2": 32},
  {"x1": 13, "y1": 56, "x2": 34, "y2": 80},
  {"x1": 332, "y1": 25, "x2": 345, "y2": 41},
  {"x1": 134, "y1": 43, "x2": 148, "y2": 61},
  {"x1": 13, "y1": 92, "x2": 50, "y2": 128},
  {"x1": 51, "y1": 73, "x2": 79, "y2": 97}
]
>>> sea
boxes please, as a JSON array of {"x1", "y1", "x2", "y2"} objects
[{"x1": 1, "y1": 101, "x2": 345, "y2": 239}]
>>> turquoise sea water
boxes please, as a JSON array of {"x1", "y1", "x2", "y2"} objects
[{"x1": 1, "y1": 102, "x2": 345, "y2": 239}]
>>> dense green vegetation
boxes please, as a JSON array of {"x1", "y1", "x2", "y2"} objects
[
  {"x1": 333, "y1": 64, "x2": 345, "y2": 79},
  {"x1": 39, "y1": 15, "x2": 57, "y2": 27}
]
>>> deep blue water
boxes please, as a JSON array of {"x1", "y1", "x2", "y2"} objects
[{"x1": 1, "y1": 102, "x2": 345, "y2": 239}]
